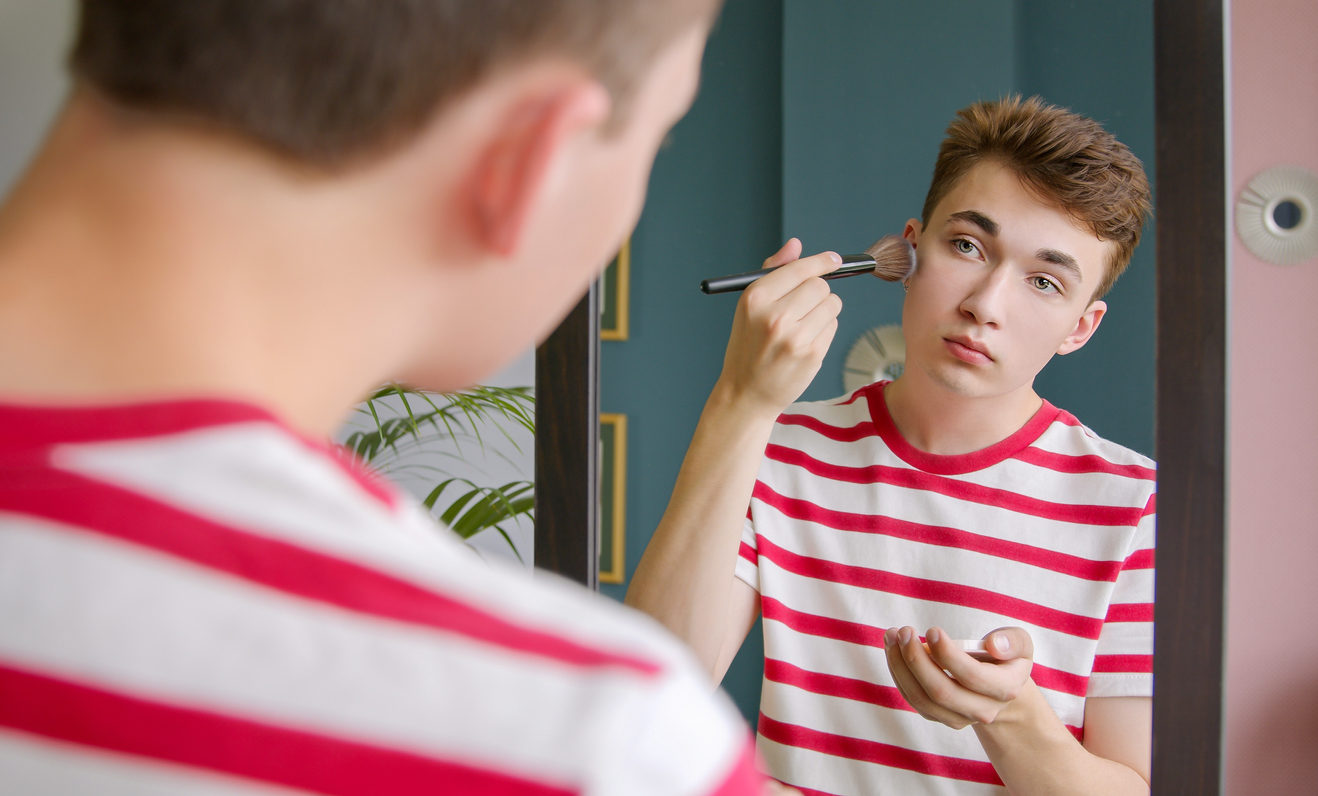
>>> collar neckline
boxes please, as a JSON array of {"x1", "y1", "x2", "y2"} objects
[{"x1": 863, "y1": 381, "x2": 1059, "y2": 475}]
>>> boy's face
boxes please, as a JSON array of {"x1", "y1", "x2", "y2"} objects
[{"x1": 900, "y1": 160, "x2": 1111, "y2": 404}]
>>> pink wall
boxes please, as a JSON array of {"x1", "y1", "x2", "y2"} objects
[{"x1": 1225, "y1": 0, "x2": 1318, "y2": 792}]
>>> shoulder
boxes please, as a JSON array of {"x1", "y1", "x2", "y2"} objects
[
  {"x1": 773, "y1": 387, "x2": 876, "y2": 442},
  {"x1": 1036, "y1": 407, "x2": 1157, "y2": 474},
  {"x1": 2, "y1": 401, "x2": 759, "y2": 794}
]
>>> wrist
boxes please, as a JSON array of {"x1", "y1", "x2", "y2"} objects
[
  {"x1": 706, "y1": 377, "x2": 788, "y2": 426},
  {"x1": 974, "y1": 678, "x2": 1069, "y2": 746}
]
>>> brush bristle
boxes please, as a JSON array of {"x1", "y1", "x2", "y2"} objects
[{"x1": 863, "y1": 235, "x2": 917, "y2": 282}]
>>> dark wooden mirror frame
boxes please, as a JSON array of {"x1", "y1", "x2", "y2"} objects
[{"x1": 536, "y1": 1, "x2": 1226, "y2": 789}]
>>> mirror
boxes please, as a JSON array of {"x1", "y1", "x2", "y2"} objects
[{"x1": 537, "y1": 0, "x2": 1227, "y2": 790}]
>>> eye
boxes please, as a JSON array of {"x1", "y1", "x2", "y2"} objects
[
  {"x1": 1030, "y1": 275, "x2": 1060, "y2": 293},
  {"x1": 951, "y1": 238, "x2": 981, "y2": 257}
]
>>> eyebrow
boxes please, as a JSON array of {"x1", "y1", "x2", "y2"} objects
[
  {"x1": 946, "y1": 209, "x2": 1084, "y2": 283},
  {"x1": 947, "y1": 210, "x2": 999, "y2": 236},
  {"x1": 1034, "y1": 248, "x2": 1083, "y2": 282}
]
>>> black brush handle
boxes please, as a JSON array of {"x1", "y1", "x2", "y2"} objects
[{"x1": 700, "y1": 254, "x2": 876, "y2": 294}]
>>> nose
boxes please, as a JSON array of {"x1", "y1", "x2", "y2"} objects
[{"x1": 958, "y1": 266, "x2": 1011, "y2": 326}]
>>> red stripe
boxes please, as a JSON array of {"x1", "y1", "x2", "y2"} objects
[
  {"x1": 0, "y1": 400, "x2": 396, "y2": 508},
  {"x1": 1092, "y1": 654, "x2": 1153, "y2": 674},
  {"x1": 758, "y1": 714, "x2": 1003, "y2": 786},
  {"x1": 765, "y1": 444, "x2": 1145, "y2": 527},
  {"x1": 765, "y1": 658, "x2": 909, "y2": 713},
  {"x1": 759, "y1": 600, "x2": 1090, "y2": 698},
  {"x1": 1105, "y1": 602, "x2": 1154, "y2": 622},
  {"x1": 764, "y1": 659, "x2": 1086, "y2": 736},
  {"x1": 739, "y1": 540, "x2": 758, "y2": 565},
  {"x1": 761, "y1": 596, "x2": 886, "y2": 648},
  {"x1": 757, "y1": 536, "x2": 1103, "y2": 639},
  {"x1": 1142, "y1": 493, "x2": 1156, "y2": 517},
  {"x1": 1123, "y1": 548, "x2": 1155, "y2": 569},
  {"x1": 0, "y1": 663, "x2": 574, "y2": 795},
  {"x1": 707, "y1": 740, "x2": 764, "y2": 796},
  {"x1": 753, "y1": 481, "x2": 1124, "y2": 582},
  {"x1": 1028, "y1": 662, "x2": 1090, "y2": 698},
  {"x1": 777, "y1": 413, "x2": 875, "y2": 443},
  {"x1": 0, "y1": 468, "x2": 659, "y2": 676},
  {"x1": 788, "y1": 787, "x2": 843, "y2": 796},
  {"x1": 1014, "y1": 446, "x2": 1156, "y2": 481},
  {"x1": 0, "y1": 400, "x2": 273, "y2": 447}
]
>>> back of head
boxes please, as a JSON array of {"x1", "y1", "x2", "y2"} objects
[
  {"x1": 920, "y1": 95, "x2": 1151, "y2": 298},
  {"x1": 71, "y1": 0, "x2": 722, "y2": 168}
]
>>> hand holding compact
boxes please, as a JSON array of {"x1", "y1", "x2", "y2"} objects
[
  {"x1": 883, "y1": 625, "x2": 1035, "y2": 730},
  {"x1": 715, "y1": 238, "x2": 843, "y2": 417}
]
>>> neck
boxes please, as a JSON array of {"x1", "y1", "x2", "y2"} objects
[
  {"x1": 882, "y1": 372, "x2": 1043, "y2": 456},
  {"x1": 0, "y1": 93, "x2": 435, "y2": 437}
]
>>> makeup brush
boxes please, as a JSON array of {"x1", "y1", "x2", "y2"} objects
[{"x1": 700, "y1": 235, "x2": 916, "y2": 295}]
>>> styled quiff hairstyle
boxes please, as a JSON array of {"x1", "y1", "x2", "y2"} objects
[
  {"x1": 920, "y1": 95, "x2": 1152, "y2": 299},
  {"x1": 71, "y1": 0, "x2": 721, "y2": 167}
]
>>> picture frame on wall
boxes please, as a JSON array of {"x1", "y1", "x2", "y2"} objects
[
  {"x1": 598, "y1": 413, "x2": 626, "y2": 584},
  {"x1": 600, "y1": 239, "x2": 630, "y2": 341}
]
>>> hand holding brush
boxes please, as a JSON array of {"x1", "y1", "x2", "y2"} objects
[{"x1": 700, "y1": 234, "x2": 916, "y2": 294}]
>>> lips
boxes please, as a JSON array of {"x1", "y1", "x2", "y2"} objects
[{"x1": 944, "y1": 335, "x2": 993, "y2": 364}]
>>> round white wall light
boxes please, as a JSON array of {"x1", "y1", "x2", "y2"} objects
[
  {"x1": 1235, "y1": 164, "x2": 1318, "y2": 266},
  {"x1": 843, "y1": 324, "x2": 905, "y2": 394}
]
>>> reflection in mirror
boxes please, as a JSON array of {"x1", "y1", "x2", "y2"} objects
[{"x1": 598, "y1": 1, "x2": 1159, "y2": 792}]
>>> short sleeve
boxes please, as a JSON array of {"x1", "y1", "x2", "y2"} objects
[
  {"x1": 1088, "y1": 491, "x2": 1155, "y2": 698},
  {"x1": 591, "y1": 642, "x2": 764, "y2": 795},
  {"x1": 733, "y1": 509, "x2": 760, "y2": 594}
]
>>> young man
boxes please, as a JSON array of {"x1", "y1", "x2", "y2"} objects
[
  {"x1": 628, "y1": 96, "x2": 1155, "y2": 795},
  {"x1": 0, "y1": 2, "x2": 783, "y2": 793}
]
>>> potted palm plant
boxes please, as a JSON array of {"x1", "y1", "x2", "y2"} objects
[{"x1": 338, "y1": 384, "x2": 535, "y2": 560}]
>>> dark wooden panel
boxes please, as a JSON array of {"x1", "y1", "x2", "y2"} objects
[
  {"x1": 534, "y1": 283, "x2": 599, "y2": 589},
  {"x1": 1153, "y1": 1, "x2": 1226, "y2": 792}
]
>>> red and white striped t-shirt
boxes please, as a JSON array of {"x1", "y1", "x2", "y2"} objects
[
  {"x1": 0, "y1": 398, "x2": 761, "y2": 795},
  {"x1": 735, "y1": 381, "x2": 1155, "y2": 796}
]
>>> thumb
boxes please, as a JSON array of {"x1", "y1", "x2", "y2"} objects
[
  {"x1": 983, "y1": 627, "x2": 1034, "y2": 662},
  {"x1": 762, "y1": 237, "x2": 804, "y2": 269}
]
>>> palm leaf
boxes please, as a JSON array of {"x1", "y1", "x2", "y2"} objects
[{"x1": 341, "y1": 384, "x2": 535, "y2": 559}]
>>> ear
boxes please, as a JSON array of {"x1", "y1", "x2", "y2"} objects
[
  {"x1": 1056, "y1": 299, "x2": 1107, "y2": 355},
  {"x1": 903, "y1": 218, "x2": 922, "y2": 249},
  {"x1": 469, "y1": 79, "x2": 611, "y2": 256}
]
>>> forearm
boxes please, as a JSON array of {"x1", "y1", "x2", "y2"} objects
[
  {"x1": 625, "y1": 381, "x2": 777, "y2": 676},
  {"x1": 973, "y1": 681, "x2": 1148, "y2": 795}
]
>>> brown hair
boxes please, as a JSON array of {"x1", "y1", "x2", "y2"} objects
[
  {"x1": 920, "y1": 95, "x2": 1152, "y2": 299},
  {"x1": 71, "y1": 0, "x2": 722, "y2": 167}
]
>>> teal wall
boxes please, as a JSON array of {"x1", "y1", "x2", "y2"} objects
[{"x1": 600, "y1": 0, "x2": 1154, "y2": 727}]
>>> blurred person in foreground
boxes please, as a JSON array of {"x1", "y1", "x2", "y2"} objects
[{"x1": 0, "y1": 1, "x2": 797, "y2": 793}]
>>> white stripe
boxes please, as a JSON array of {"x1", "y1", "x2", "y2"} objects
[
  {"x1": 757, "y1": 460, "x2": 1145, "y2": 561},
  {"x1": 54, "y1": 425, "x2": 690, "y2": 674},
  {"x1": 0, "y1": 728, "x2": 308, "y2": 796},
  {"x1": 763, "y1": 677, "x2": 987, "y2": 762},
  {"x1": 753, "y1": 524, "x2": 1120, "y2": 632},
  {"x1": 0, "y1": 516, "x2": 743, "y2": 794},
  {"x1": 756, "y1": 732, "x2": 1004, "y2": 796}
]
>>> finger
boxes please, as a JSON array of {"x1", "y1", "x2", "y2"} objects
[
  {"x1": 767, "y1": 267, "x2": 842, "y2": 326},
  {"x1": 925, "y1": 627, "x2": 1031, "y2": 704},
  {"x1": 982, "y1": 627, "x2": 1034, "y2": 662},
  {"x1": 885, "y1": 627, "x2": 971, "y2": 729},
  {"x1": 898, "y1": 626, "x2": 1006, "y2": 725},
  {"x1": 744, "y1": 251, "x2": 842, "y2": 301},
  {"x1": 762, "y1": 237, "x2": 804, "y2": 269}
]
